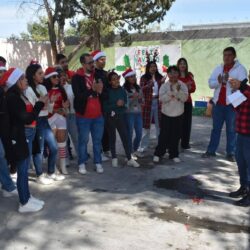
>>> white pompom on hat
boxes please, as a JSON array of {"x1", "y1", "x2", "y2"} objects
[{"x1": 0, "y1": 67, "x2": 24, "y2": 89}]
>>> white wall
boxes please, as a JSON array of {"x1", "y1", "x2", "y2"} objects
[{"x1": 0, "y1": 38, "x2": 53, "y2": 70}]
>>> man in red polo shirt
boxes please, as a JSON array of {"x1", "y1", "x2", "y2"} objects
[
  {"x1": 72, "y1": 53, "x2": 104, "y2": 175},
  {"x1": 56, "y1": 54, "x2": 75, "y2": 82},
  {"x1": 202, "y1": 47, "x2": 247, "y2": 162}
]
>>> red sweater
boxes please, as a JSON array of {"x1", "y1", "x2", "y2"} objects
[
  {"x1": 76, "y1": 74, "x2": 102, "y2": 119},
  {"x1": 179, "y1": 72, "x2": 196, "y2": 103}
]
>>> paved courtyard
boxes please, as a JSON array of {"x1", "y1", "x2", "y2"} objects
[{"x1": 0, "y1": 116, "x2": 249, "y2": 250}]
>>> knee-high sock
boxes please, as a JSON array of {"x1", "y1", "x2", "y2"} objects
[{"x1": 58, "y1": 142, "x2": 68, "y2": 174}]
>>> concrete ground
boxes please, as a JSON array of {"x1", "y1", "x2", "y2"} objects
[{"x1": 0, "y1": 116, "x2": 249, "y2": 250}]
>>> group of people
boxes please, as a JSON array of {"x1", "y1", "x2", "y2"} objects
[{"x1": 0, "y1": 45, "x2": 249, "y2": 213}]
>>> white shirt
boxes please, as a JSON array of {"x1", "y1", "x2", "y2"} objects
[
  {"x1": 153, "y1": 80, "x2": 158, "y2": 96},
  {"x1": 63, "y1": 83, "x2": 75, "y2": 114},
  {"x1": 25, "y1": 85, "x2": 49, "y2": 117}
]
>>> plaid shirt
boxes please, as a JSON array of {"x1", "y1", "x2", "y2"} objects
[
  {"x1": 236, "y1": 84, "x2": 250, "y2": 135},
  {"x1": 140, "y1": 75, "x2": 163, "y2": 129}
]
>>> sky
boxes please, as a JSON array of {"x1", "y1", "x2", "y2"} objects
[{"x1": 0, "y1": 0, "x2": 250, "y2": 38}]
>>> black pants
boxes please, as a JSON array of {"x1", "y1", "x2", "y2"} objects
[
  {"x1": 181, "y1": 102, "x2": 193, "y2": 149},
  {"x1": 106, "y1": 114, "x2": 131, "y2": 160},
  {"x1": 155, "y1": 113, "x2": 183, "y2": 159},
  {"x1": 102, "y1": 122, "x2": 110, "y2": 152}
]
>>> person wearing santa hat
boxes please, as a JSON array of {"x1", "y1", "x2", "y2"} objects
[
  {"x1": 91, "y1": 50, "x2": 110, "y2": 161},
  {"x1": 1, "y1": 68, "x2": 47, "y2": 212},
  {"x1": 25, "y1": 64, "x2": 64, "y2": 185},
  {"x1": 72, "y1": 53, "x2": 105, "y2": 175},
  {"x1": 123, "y1": 68, "x2": 143, "y2": 158},
  {"x1": 0, "y1": 75, "x2": 17, "y2": 198},
  {"x1": 43, "y1": 67, "x2": 70, "y2": 175}
]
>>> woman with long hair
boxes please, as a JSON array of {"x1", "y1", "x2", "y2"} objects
[
  {"x1": 123, "y1": 68, "x2": 143, "y2": 156},
  {"x1": 25, "y1": 64, "x2": 64, "y2": 184},
  {"x1": 1, "y1": 68, "x2": 46, "y2": 212},
  {"x1": 44, "y1": 67, "x2": 70, "y2": 175},
  {"x1": 177, "y1": 58, "x2": 196, "y2": 149},
  {"x1": 138, "y1": 59, "x2": 165, "y2": 154}
]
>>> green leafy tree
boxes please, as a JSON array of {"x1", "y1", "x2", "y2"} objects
[{"x1": 73, "y1": 0, "x2": 176, "y2": 50}]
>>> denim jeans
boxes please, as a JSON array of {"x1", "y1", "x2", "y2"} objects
[
  {"x1": 140, "y1": 99, "x2": 159, "y2": 151},
  {"x1": 67, "y1": 114, "x2": 78, "y2": 153},
  {"x1": 235, "y1": 134, "x2": 250, "y2": 188},
  {"x1": 207, "y1": 104, "x2": 236, "y2": 155},
  {"x1": 33, "y1": 117, "x2": 58, "y2": 176},
  {"x1": 0, "y1": 139, "x2": 16, "y2": 192},
  {"x1": 25, "y1": 127, "x2": 36, "y2": 157},
  {"x1": 126, "y1": 112, "x2": 143, "y2": 153},
  {"x1": 76, "y1": 116, "x2": 104, "y2": 165},
  {"x1": 16, "y1": 157, "x2": 30, "y2": 205}
]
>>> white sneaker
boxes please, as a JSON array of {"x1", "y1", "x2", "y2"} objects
[
  {"x1": 153, "y1": 156, "x2": 160, "y2": 163},
  {"x1": 96, "y1": 164, "x2": 104, "y2": 174},
  {"x1": 47, "y1": 173, "x2": 65, "y2": 181},
  {"x1": 112, "y1": 158, "x2": 118, "y2": 167},
  {"x1": 36, "y1": 174, "x2": 54, "y2": 185},
  {"x1": 173, "y1": 157, "x2": 181, "y2": 163},
  {"x1": 127, "y1": 159, "x2": 140, "y2": 168},
  {"x1": 101, "y1": 154, "x2": 109, "y2": 162},
  {"x1": 18, "y1": 199, "x2": 43, "y2": 213},
  {"x1": 2, "y1": 188, "x2": 18, "y2": 198},
  {"x1": 134, "y1": 151, "x2": 144, "y2": 158},
  {"x1": 30, "y1": 196, "x2": 45, "y2": 206},
  {"x1": 78, "y1": 164, "x2": 87, "y2": 175},
  {"x1": 131, "y1": 154, "x2": 138, "y2": 160}
]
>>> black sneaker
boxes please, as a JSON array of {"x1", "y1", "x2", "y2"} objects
[
  {"x1": 201, "y1": 152, "x2": 216, "y2": 158},
  {"x1": 234, "y1": 193, "x2": 250, "y2": 207},
  {"x1": 226, "y1": 155, "x2": 236, "y2": 162},
  {"x1": 229, "y1": 186, "x2": 249, "y2": 198}
]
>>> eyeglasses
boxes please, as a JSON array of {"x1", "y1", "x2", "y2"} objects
[{"x1": 85, "y1": 60, "x2": 94, "y2": 65}]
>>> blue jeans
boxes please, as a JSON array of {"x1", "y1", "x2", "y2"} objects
[
  {"x1": 235, "y1": 134, "x2": 250, "y2": 188},
  {"x1": 25, "y1": 127, "x2": 36, "y2": 158},
  {"x1": 126, "y1": 112, "x2": 143, "y2": 153},
  {"x1": 207, "y1": 104, "x2": 236, "y2": 155},
  {"x1": 16, "y1": 157, "x2": 30, "y2": 205},
  {"x1": 0, "y1": 139, "x2": 16, "y2": 192},
  {"x1": 76, "y1": 116, "x2": 104, "y2": 165},
  {"x1": 67, "y1": 114, "x2": 78, "y2": 153},
  {"x1": 33, "y1": 117, "x2": 58, "y2": 176}
]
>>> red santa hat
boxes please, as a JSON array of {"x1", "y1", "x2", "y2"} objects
[
  {"x1": 0, "y1": 61, "x2": 6, "y2": 71},
  {"x1": 44, "y1": 67, "x2": 58, "y2": 79},
  {"x1": 0, "y1": 68, "x2": 24, "y2": 89},
  {"x1": 91, "y1": 50, "x2": 106, "y2": 61},
  {"x1": 122, "y1": 68, "x2": 136, "y2": 78}
]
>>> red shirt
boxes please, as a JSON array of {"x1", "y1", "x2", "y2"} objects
[
  {"x1": 217, "y1": 64, "x2": 234, "y2": 105},
  {"x1": 179, "y1": 72, "x2": 196, "y2": 103},
  {"x1": 25, "y1": 102, "x2": 36, "y2": 126},
  {"x1": 48, "y1": 88, "x2": 64, "y2": 117},
  {"x1": 66, "y1": 70, "x2": 75, "y2": 80},
  {"x1": 76, "y1": 74, "x2": 102, "y2": 119}
]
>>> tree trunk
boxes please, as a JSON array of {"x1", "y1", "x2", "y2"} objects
[
  {"x1": 58, "y1": 21, "x2": 65, "y2": 53},
  {"x1": 68, "y1": 36, "x2": 89, "y2": 62},
  {"x1": 92, "y1": 23, "x2": 101, "y2": 50},
  {"x1": 44, "y1": 0, "x2": 58, "y2": 64}
]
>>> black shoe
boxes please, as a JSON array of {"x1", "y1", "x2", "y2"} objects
[
  {"x1": 234, "y1": 193, "x2": 250, "y2": 207},
  {"x1": 182, "y1": 145, "x2": 191, "y2": 150},
  {"x1": 229, "y1": 186, "x2": 249, "y2": 198},
  {"x1": 201, "y1": 152, "x2": 216, "y2": 158},
  {"x1": 226, "y1": 154, "x2": 236, "y2": 162}
]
